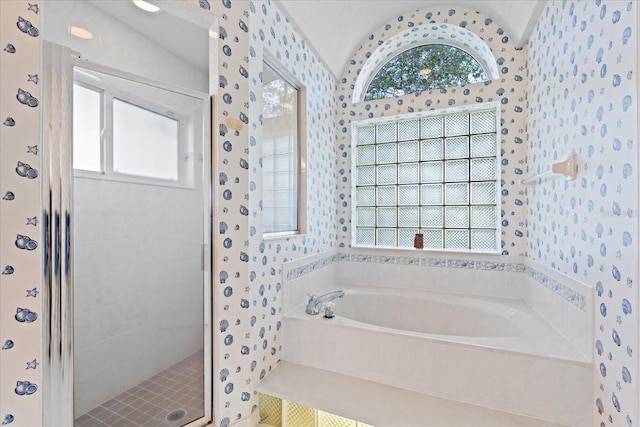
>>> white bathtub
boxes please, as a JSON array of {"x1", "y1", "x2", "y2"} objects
[
  {"x1": 340, "y1": 292, "x2": 521, "y2": 336},
  {"x1": 338, "y1": 289, "x2": 525, "y2": 337},
  {"x1": 301, "y1": 286, "x2": 587, "y2": 360},
  {"x1": 284, "y1": 285, "x2": 592, "y2": 426}
]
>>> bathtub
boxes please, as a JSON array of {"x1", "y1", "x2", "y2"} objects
[
  {"x1": 315, "y1": 287, "x2": 585, "y2": 360},
  {"x1": 284, "y1": 285, "x2": 592, "y2": 426},
  {"x1": 339, "y1": 291, "x2": 521, "y2": 337}
]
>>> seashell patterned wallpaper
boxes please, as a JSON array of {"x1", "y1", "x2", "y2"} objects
[
  {"x1": 215, "y1": 0, "x2": 336, "y2": 425},
  {"x1": 0, "y1": 0, "x2": 336, "y2": 425},
  {"x1": 527, "y1": 1, "x2": 637, "y2": 425},
  {"x1": 1, "y1": 0, "x2": 638, "y2": 426},
  {"x1": 0, "y1": 1, "x2": 42, "y2": 426}
]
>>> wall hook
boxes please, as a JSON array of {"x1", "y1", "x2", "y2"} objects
[{"x1": 521, "y1": 154, "x2": 578, "y2": 185}]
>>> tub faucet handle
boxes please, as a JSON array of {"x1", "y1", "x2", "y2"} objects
[
  {"x1": 307, "y1": 293, "x2": 317, "y2": 303},
  {"x1": 323, "y1": 302, "x2": 335, "y2": 318},
  {"x1": 305, "y1": 290, "x2": 345, "y2": 315}
]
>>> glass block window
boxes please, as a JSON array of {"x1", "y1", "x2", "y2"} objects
[
  {"x1": 262, "y1": 60, "x2": 302, "y2": 235},
  {"x1": 353, "y1": 106, "x2": 500, "y2": 252}
]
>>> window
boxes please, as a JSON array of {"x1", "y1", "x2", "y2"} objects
[
  {"x1": 365, "y1": 44, "x2": 488, "y2": 101},
  {"x1": 262, "y1": 61, "x2": 303, "y2": 235},
  {"x1": 73, "y1": 84, "x2": 102, "y2": 172},
  {"x1": 72, "y1": 67, "x2": 189, "y2": 185},
  {"x1": 112, "y1": 99, "x2": 179, "y2": 180},
  {"x1": 353, "y1": 105, "x2": 500, "y2": 252}
]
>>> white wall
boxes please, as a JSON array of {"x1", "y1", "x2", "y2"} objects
[{"x1": 208, "y1": 2, "x2": 338, "y2": 423}]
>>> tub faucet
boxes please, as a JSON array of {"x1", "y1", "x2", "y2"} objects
[{"x1": 305, "y1": 290, "x2": 345, "y2": 315}]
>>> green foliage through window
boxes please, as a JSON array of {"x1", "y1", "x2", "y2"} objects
[{"x1": 365, "y1": 44, "x2": 488, "y2": 101}]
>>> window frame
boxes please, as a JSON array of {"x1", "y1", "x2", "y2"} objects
[
  {"x1": 351, "y1": 103, "x2": 501, "y2": 253},
  {"x1": 362, "y1": 42, "x2": 490, "y2": 102},
  {"x1": 261, "y1": 57, "x2": 307, "y2": 238},
  {"x1": 72, "y1": 68, "x2": 194, "y2": 188}
]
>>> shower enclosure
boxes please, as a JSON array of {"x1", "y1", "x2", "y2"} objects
[{"x1": 40, "y1": 1, "x2": 216, "y2": 426}]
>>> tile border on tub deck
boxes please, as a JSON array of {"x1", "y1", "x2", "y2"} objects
[
  {"x1": 285, "y1": 254, "x2": 341, "y2": 281},
  {"x1": 283, "y1": 251, "x2": 588, "y2": 312},
  {"x1": 526, "y1": 266, "x2": 587, "y2": 312},
  {"x1": 340, "y1": 253, "x2": 527, "y2": 273}
]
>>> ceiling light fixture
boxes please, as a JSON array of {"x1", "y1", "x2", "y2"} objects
[
  {"x1": 70, "y1": 26, "x2": 93, "y2": 40},
  {"x1": 132, "y1": 0, "x2": 160, "y2": 13}
]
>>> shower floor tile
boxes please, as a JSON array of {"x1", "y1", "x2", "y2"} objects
[{"x1": 74, "y1": 351, "x2": 204, "y2": 427}]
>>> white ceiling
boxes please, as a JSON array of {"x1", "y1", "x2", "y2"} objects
[
  {"x1": 85, "y1": 1, "x2": 547, "y2": 79},
  {"x1": 90, "y1": 0, "x2": 210, "y2": 73},
  {"x1": 275, "y1": 0, "x2": 548, "y2": 78}
]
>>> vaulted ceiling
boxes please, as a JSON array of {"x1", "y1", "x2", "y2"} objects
[
  {"x1": 82, "y1": 1, "x2": 547, "y2": 80},
  {"x1": 275, "y1": 0, "x2": 548, "y2": 78}
]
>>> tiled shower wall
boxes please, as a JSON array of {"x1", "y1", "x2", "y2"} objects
[
  {"x1": 73, "y1": 178, "x2": 204, "y2": 415},
  {"x1": 527, "y1": 1, "x2": 638, "y2": 425},
  {"x1": 0, "y1": 1, "x2": 42, "y2": 426}
]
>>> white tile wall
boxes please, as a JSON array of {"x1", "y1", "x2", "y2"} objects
[
  {"x1": 73, "y1": 177, "x2": 204, "y2": 415},
  {"x1": 523, "y1": 260, "x2": 593, "y2": 360}
]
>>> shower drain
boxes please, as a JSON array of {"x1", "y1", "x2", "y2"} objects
[{"x1": 166, "y1": 409, "x2": 186, "y2": 422}]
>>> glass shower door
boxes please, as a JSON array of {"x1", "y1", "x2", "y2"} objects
[{"x1": 71, "y1": 65, "x2": 210, "y2": 427}]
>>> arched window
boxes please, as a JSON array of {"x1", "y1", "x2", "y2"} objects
[{"x1": 364, "y1": 44, "x2": 488, "y2": 101}]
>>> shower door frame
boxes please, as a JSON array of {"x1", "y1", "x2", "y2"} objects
[{"x1": 41, "y1": 46, "x2": 214, "y2": 426}]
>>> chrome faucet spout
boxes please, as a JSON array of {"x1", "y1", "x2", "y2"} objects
[{"x1": 305, "y1": 290, "x2": 345, "y2": 315}]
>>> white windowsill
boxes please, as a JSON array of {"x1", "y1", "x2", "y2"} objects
[
  {"x1": 263, "y1": 231, "x2": 306, "y2": 241},
  {"x1": 73, "y1": 169, "x2": 194, "y2": 190},
  {"x1": 350, "y1": 244, "x2": 502, "y2": 256}
]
